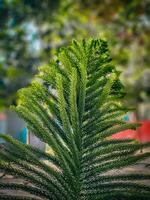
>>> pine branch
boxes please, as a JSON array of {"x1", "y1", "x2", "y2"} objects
[{"x1": 1, "y1": 39, "x2": 150, "y2": 199}]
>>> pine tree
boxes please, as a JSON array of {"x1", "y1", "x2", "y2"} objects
[{"x1": 0, "y1": 39, "x2": 150, "y2": 199}]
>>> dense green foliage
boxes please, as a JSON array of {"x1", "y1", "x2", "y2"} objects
[
  {"x1": 1, "y1": 0, "x2": 150, "y2": 108},
  {"x1": 0, "y1": 39, "x2": 150, "y2": 199},
  {"x1": 0, "y1": 0, "x2": 60, "y2": 108}
]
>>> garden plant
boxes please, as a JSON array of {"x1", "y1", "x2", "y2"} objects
[{"x1": 0, "y1": 39, "x2": 150, "y2": 199}]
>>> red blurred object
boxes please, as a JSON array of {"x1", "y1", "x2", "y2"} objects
[
  {"x1": 136, "y1": 121, "x2": 150, "y2": 142},
  {"x1": 0, "y1": 113, "x2": 7, "y2": 121},
  {"x1": 112, "y1": 121, "x2": 150, "y2": 142},
  {"x1": 112, "y1": 129, "x2": 137, "y2": 140}
]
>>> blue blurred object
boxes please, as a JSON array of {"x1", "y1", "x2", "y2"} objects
[
  {"x1": 15, "y1": 127, "x2": 28, "y2": 144},
  {"x1": 123, "y1": 114, "x2": 129, "y2": 121}
]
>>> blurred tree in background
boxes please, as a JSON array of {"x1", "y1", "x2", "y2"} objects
[
  {"x1": 0, "y1": 0, "x2": 60, "y2": 108},
  {"x1": 0, "y1": 0, "x2": 150, "y2": 109}
]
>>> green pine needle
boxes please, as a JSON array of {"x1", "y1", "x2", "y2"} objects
[{"x1": 0, "y1": 39, "x2": 150, "y2": 199}]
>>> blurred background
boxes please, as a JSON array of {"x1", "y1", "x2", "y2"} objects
[{"x1": 0, "y1": 0, "x2": 150, "y2": 145}]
